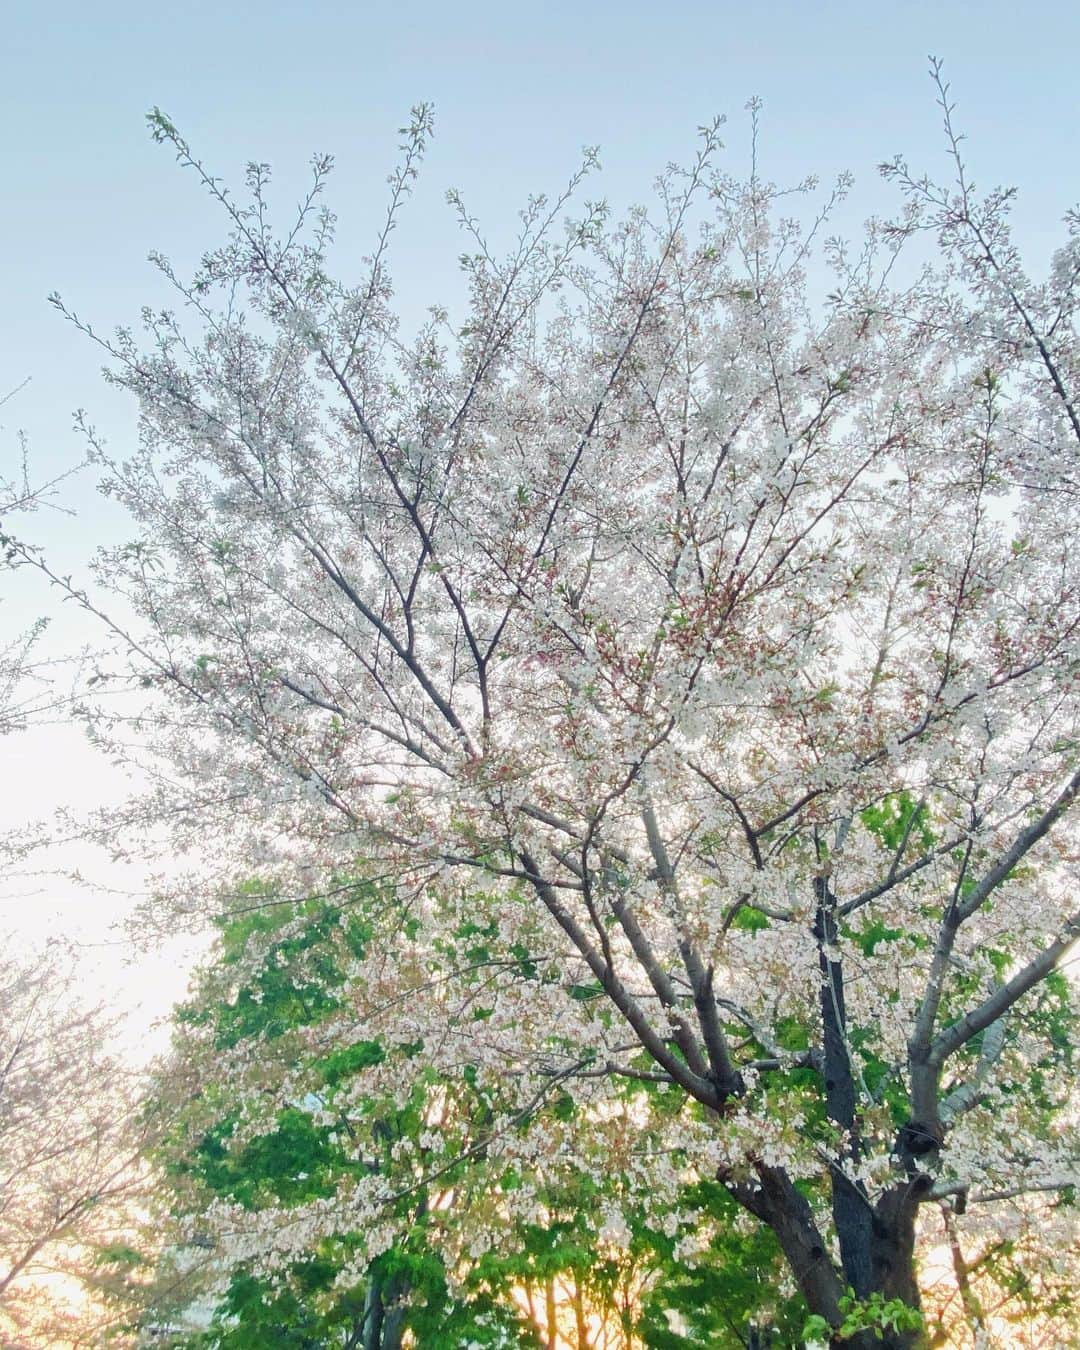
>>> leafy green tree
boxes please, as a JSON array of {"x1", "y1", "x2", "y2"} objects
[
  {"x1": 146, "y1": 885, "x2": 803, "y2": 1348},
  {"x1": 148, "y1": 883, "x2": 558, "y2": 1346}
]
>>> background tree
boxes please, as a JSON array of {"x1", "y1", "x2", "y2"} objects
[
  {"x1": 147, "y1": 884, "x2": 802, "y2": 1348},
  {"x1": 0, "y1": 946, "x2": 148, "y2": 1347},
  {"x1": 0, "y1": 392, "x2": 145, "y2": 1348},
  {"x1": 35, "y1": 62, "x2": 1080, "y2": 1346}
]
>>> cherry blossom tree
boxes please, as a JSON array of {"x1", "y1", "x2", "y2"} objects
[
  {"x1": 0, "y1": 947, "x2": 148, "y2": 1347},
  {"x1": 41, "y1": 62, "x2": 1080, "y2": 1346}
]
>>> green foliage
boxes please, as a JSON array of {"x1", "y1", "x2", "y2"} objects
[
  {"x1": 802, "y1": 1291, "x2": 923, "y2": 1345},
  {"x1": 860, "y1": 792, "x2": 934, "y2": 855},
  {"x1": 727, "y1": 905, "x2": 771, "y2": 934},
  {"x1": 175, "y1": 883, "x2": 374, "y2": 1050},
  {"x1": 838, "y1": 1289, "x2": 923, "y2": 1340},
  {"x1": 801, "y1": 1312, "x2": 832, "y2": 1343},
  {"x1": 843, "y1": 917, "x2": 905, "y2": 957},
  {"x1": 191, "y1": 1265, "x2": 362, "y2": 1350},
  {"x1": 190, "y1": 1107, "x2": 340, "y2": 1209},
  {"x1": 637, "y1": 1181, "x2": 804, "y2": 1348},
  {"x1": 567, "y1": 979, "x2": 606, "y2": 1001},
  {"x1": 150, "y1": 881, "x2": 816, "y2": 1348}
]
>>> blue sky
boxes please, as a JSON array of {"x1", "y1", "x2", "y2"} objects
[
  {"x1": 1, "y1": 0, "x2": 1077, "y2": 1032},
  {"x1": 4, "y1": 0, "x2": 1078, "y2": 527}
]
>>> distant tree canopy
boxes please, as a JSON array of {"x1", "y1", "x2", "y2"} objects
[{"x1": 147, "y1": 886, "x2": 804, "y2": 1347}]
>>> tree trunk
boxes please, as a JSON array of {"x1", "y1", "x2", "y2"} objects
[
  {"x1": 728, "y1": 1163, "x2": 846, "y2": 1327},
  {"x1": 724, "y1": 1160, "x2": 930, "y2": 1350},
  {"x1": 545, "y1": 1277, "x2": 559, "y2": 1350},
  {"x1": 572, "y1": 1278, "x2": 590, "y2": 1349},
  {"x1": 815, "y1": 883, "x2": 874, "y2": 1299},
  {"x1": 361, "y1": 1267, "x2": 409, "y2": 1350}
]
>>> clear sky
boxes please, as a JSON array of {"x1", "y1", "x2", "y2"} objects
[
  {"x1": 1, "y1": 0, "x2": 1078, "y2": 1043},
  {"x1": 5, "y1": 0, "x2": 1079, "y2": 557}
]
